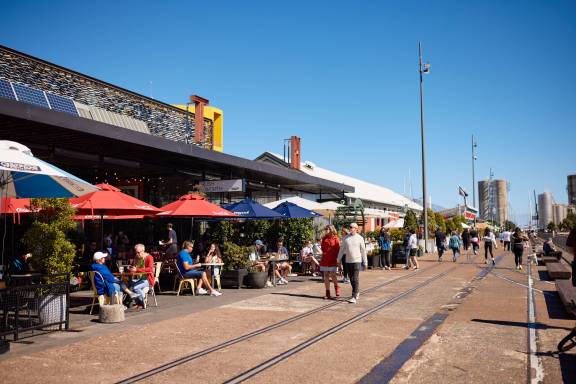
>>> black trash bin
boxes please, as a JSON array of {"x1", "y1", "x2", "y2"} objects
[{"x1": 392, "y1": 246, "x2": 406, "y2": 268}]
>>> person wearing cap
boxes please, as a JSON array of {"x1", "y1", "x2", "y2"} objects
[
  {"x1": 250, "y1": 240, "x2": 268, "y2": 273},
  {"x1": 91, "y1": 251, "x2": 139, "y2": 304},
  {"x1": 337, "y1": 222, "x2": 367, "y2": 304}
]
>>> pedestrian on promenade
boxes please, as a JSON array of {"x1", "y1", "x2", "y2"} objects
[
  {"x1": 470, "y1": 227, "x2": 480, "y2": 255},
  {"x1": 378, "y1": 227, "x2": 392, "y2": 270},
  {"x1": 461, "y1": 228, "x2": 471, "y2": 251},
  {"x1": 501, "y1": 229, "x2": 512, "y2": 251},
  {"x1": 449, "y1": 231, "x2": 462, "y2": 262},
  {"x1": 483, "y1": 227, "x2": 497, "y2": 265},
  {"x1": 406, "y1": 229, "x2": 419, "y2": 270},
  {"x1": 340, "y1": 227, "x2": 351, "y2": 284},
  {"x1": 320, "y1": 225, "x2": 341, "y2": 299},
  {"x1": 434, "y1": 227, "x2": 446, "y2": 262},
  {"x1": 337, "y1": 223, "x2": 367, "y2": 304},
  {"x1": 511, "y1": 228, "x2": 528, "y2": 270}
]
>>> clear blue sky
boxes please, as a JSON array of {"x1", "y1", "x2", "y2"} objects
[{"x1": 2, "y1": 1, "x2": 575, "y2": 224}]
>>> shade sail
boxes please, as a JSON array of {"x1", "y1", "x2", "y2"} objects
[
  {"x1": 156, "y1": 194, "x2": 236, "y2": 218},
  {"x1": 272, "y1": 201, "x2": 322, "y2": 219},
  {"x1": 223, "y1": 198, "x2": 283, "y2": 219},
  {"x1": 384, "y1": 218, "x2": 404, "y2": 229},
  {"x1": 0, "y1": 140, "x2": 98, "y2": 198}
]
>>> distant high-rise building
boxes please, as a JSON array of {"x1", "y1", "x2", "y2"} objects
[
  {"x1": 568, "y1": 174, "x2": 576, "y2": 206},
  {"x1": 538, "y1": 192, "x2": 554, "y2": 229},
  {"x1": 552, "y1": 203, "x2": 569, "y2": 226},
  {"x1": 478, "y1": 179, "x2": 508, "y2": 225}
]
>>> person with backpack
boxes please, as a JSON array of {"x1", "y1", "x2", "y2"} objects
[
  {"x1": 511, "y1": 227, "x2": 528, "y2": 270},
  {"x1": 461, "y1": 228, "x2": 471, "y2": 251},
  {"x1": 434, "y1": 228, "x2": 447, "y2": 262},
  {"x1": 378, "y1": 228, "x2": 392, "y2": 270},
  {"x1": 483, "y1": 227, "x2": 497, "y2": 265},
  {"x1": 449, "y1": 231, "x2": 462, "y2": 262}
]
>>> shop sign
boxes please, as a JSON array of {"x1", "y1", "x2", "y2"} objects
[{"x1": 199, "y1": 179, "x2": 245, "y2": 193}]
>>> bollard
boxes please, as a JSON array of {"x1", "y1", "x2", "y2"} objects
[{"x1": 99, "y1": 304, "x2": 125, "y2": 323}]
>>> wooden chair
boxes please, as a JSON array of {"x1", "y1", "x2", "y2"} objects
[
  {"x1": 174, "y1": 263, "x2": 196, "y2": 296},
  {"x1": 146, "y1": 262, "x2": 162, "y2": 307},
  {"x1": 88, "y1": 271, "x2": 120, "y2": 315}
]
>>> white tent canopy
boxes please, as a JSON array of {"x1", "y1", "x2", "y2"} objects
[
  {"x1": 264, "y1": 196, "x2": 342, "y2": 211},
  {"x1": 384, "y1": 218, "x2": 404, "y2": 228}
]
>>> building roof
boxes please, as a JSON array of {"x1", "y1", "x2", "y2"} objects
[
  {"x1": 255, "y1": 152, "x2": 422, "y2": 211},
  {"x1": 263, "y1": 196, "x2": 342, "y2": 211}
]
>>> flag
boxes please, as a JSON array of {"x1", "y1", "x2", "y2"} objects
[{"x1": 458, "y1": 186, "x2": 468, "y2": 197}]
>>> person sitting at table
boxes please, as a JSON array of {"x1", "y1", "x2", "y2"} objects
[
  {"x1": 300, "y1": 240, "x2": 320, "y2": 276},
  {"x1": 270, "y1": 239, "x2": 291, "y2": 285},
  {"x1": 250, "y1": 240, "x2": 268, "y2": 272},
  {"x1": 8, "y1": 252, "x2": 33, "y2": 275},
  {"x1": 129, "y1": 244, "x2": 155, "y2": 309},
  {"x1": 543, "y1": 239, "x2": 562, "y2": 259},
  {"x1": 177, "y1": 241, "x2": 222, "y2": 296},
  {"x1": 91, "y1": 251, "x2": 139, "y2": 305},
  {"x1": 204, "y1": 243, "x2": 223, "y2": 279}
]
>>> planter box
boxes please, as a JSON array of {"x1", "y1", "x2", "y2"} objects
[
  {"x1": 220, "y1": 269, "x2": 248, "y2": 289},
  {"x1": 244, "y1": 271, "x2": 268, "y2": 289},
  {"x1": 38, "y1": 293, "x2": 67, "y2": 331},
  {"x1": 368, "y1": 254, "x2": 381, "y2": 269}
]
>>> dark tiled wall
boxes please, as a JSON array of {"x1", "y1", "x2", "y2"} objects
[{"x1": 0, "y1": 47, "x2": 212, "y2": 147}]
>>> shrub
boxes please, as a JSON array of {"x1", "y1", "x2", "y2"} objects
[{"x1": 221, "y1": 241, "x2": 251, "y2": 271}]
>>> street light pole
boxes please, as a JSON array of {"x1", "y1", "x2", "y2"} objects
[
  {"x1": 419, "y1": 42, "x2": 429, "y2": 252},
  {"x1": 472, "y1": 134, "x2": 477, "y2": 208}
]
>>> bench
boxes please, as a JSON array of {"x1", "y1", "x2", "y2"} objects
[
  {"x1": 547, "y1": 262, "x2": 571, "y2": 280},
  {"x1": 555, "y1": 279, "x2": 576, "y2": 318},
  {"x1": 542, "y1": 256, "x2": 560, "y2": 265}
]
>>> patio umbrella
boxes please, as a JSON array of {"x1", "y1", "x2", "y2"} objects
[
  {"x1": 223, "y1": 198, "x2": 283, "y2": 219},
  {"x1": 0, "y1": 140, "x2": 97, "y2": 198},
  {"x1": 156, "y1": 194, "x2": 237, "y2": 239},
  {"x1": 0, "y1": 197, "x2": 36, "y2": 224},
  {"x1": 70, "y1": 183, "x2": 162, "y2": 248},
  {"x1": 272, "y1": 201, "x2": 322, "y2": 219}
]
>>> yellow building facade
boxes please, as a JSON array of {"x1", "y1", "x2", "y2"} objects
[{"x1": 173, "y1": 104, "x2": 224, "y2": 152}]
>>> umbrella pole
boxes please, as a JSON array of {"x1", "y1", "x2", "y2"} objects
[
  {"x1": 190, "y1": 217, "x2": 194, "y2": 241},
  {"x1": 100, "y1": 212, "x2": 104, "y2": 251}
]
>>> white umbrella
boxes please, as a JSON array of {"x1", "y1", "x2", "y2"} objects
[
  {"x1": 384, "y1": 218, "x2": 404, "y2": 229},
  {"x1": 0, "y1": 141, "x2": 98, "y2": 198}
]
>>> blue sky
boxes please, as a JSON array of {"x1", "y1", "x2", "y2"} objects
[{"x1": 2, "y1": 1, "x2": 575, "y2": 224}]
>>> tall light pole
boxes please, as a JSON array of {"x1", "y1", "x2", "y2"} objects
[
  {"x1": 472, "y1": 134, "x2": 477, "y2": 208},
  {"x1": 419, "y1": 42, "x2": 430, "y2": 252}
]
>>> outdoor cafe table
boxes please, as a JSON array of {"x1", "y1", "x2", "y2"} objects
[
  {"x1": 200, "y1": 263, "x2": 224, "y2": 287},
  {"x1": 265, "y1": 254, "x2": 289, "y2": 286}
]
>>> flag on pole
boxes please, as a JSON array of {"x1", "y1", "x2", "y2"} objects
[{"x1": 458, "y1": 186, "x2": 468, "y2": 197}]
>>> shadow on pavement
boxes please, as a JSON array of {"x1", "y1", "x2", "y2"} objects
[
  {"x1": 543, "y1": 290, "x2": 573, "y2": 320},
  {"x1": 471, "y1": 318, "x2": 572, "y2": 331}
]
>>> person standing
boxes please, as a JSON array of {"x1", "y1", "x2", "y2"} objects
[
  {"x1": 160, "y1": 223, "x2": 178, "y2": 257},
  {"x1": 502, "y1": 230, "x2": 512, "y2": 251},
  {"x1": 470, "y1": 227, "x2": 480, "y2": 255},
  {"x1": 320, "y1": 225, "x2": 341, "y2": 299},
  {"x1": 511, "y1": 228, "x2": 528, "y2": 270},
  {"x1": 337, "y1": 223, "x2": 367, "y2": 304},
  {"x1": 407, "y1": 229, "x2": 419, "y2": 269},
  {"x1": 378, "y1": 228, "x2": 392, "y2": 270},
  {"x1": 340, "y1": 227, "x2": 351, "y2": 284},
  {"x1": 461, "y1": 228, "x2": 471, "y2": 251},
  {"x1": 434, "y1": 228, "x2": 446, "y2": 262},
  {"x1": 483, "y1": 227, "x2": 497, "y2": 265},
  {"x1": 449, "y1": 231, "x2": 462, "y2": 262}
]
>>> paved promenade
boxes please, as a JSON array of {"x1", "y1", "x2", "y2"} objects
[{"x1": 0, "y1": 246, "x2": 574, "y2": 383}]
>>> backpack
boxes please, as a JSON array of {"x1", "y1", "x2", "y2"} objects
[{"x1": 449, "y1": 235, "x2": 459, "y2": 249}]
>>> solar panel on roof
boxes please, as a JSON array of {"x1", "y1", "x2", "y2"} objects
[
  {"x1": 12, "y1": 83, "x2": 49, "y2": 108},
  {"x1": 0, "y1": 79, "x2": 16, "y2": 100},
  {"x1": 46, "y1": 93, "x2": 78, "y2": 116}
]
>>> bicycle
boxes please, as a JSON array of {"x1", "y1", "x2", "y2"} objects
[{"x1": 558, "y1": 325, "x2": 576, "y2": 353}]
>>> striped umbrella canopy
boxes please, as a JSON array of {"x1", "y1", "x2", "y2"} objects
[{"x1": 0, "y1": 141, "x2": 98, "y2": 198}]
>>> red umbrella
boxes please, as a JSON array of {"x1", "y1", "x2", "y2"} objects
[
  {"x1": 156, "y1": 194, "x2": 236, "y2": 240},
  {"x1": 156, "y1": 194, "x2": 236, "y2": 218},
  {"x1": 0, "y1": 197, "x2": 37, "y2": 224},
  {"x1": 70, "y1": 183, "x2": 162, "y2": 247}
]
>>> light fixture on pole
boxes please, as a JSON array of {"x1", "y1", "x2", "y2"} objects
[
  {"x1": 419, "y1": 42, "x2": 430, "y2": 251},
  {"x1": 471, "y1": 135, "x2": 478, "y2": 208}
]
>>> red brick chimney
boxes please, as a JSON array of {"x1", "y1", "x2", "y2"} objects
[
  {"x1": 190, "y1": 95, "x2": 209, "y2": 145},
  {"x1": 290, "y1": 136, "x2": 301, "y2": 170}
]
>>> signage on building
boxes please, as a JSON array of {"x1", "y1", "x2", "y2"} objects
[{"x1": 199, "y1": 179, "x2": 245, "y2": 193}]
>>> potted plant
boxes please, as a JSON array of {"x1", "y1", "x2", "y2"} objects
[
  {"x1": 22, "y1": 198, "x2": 76, "y2": 329},
  {"x1": 244, "y1": 264, "x2": 268, "y2": 289},
  {"x1": 220, "y1": 242, "x2": 250, "y2": 289}
]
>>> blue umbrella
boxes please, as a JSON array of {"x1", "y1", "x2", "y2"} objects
[
  {"x1": 0, "y1": 141, "x2": 97, "y2": 198},
  {"x1": 223, "y1": 198, "x2": 283, "y2": 219},
  {"x1": 273, "y1": 201, "x2": 322, "y2": 219}
]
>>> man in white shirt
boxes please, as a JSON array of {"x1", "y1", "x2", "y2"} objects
[
  {"x1": 337, "y1": 223, "x2": 367, "y2": 304},
  {"x1": 501, "y1": 230, "x2": 512, "y2": 251}
]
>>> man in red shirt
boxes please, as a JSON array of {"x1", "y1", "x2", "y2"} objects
[{"x1": 129, "y1": 244, "x2": 155, "y2": 309}]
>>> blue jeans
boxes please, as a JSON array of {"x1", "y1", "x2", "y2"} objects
[
  {"x1": 131, "y1": 279, "x2": 149, "y2": 303},
  {"x1": 405, "y1": 248, "x2": 411, "y2": 267}
]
